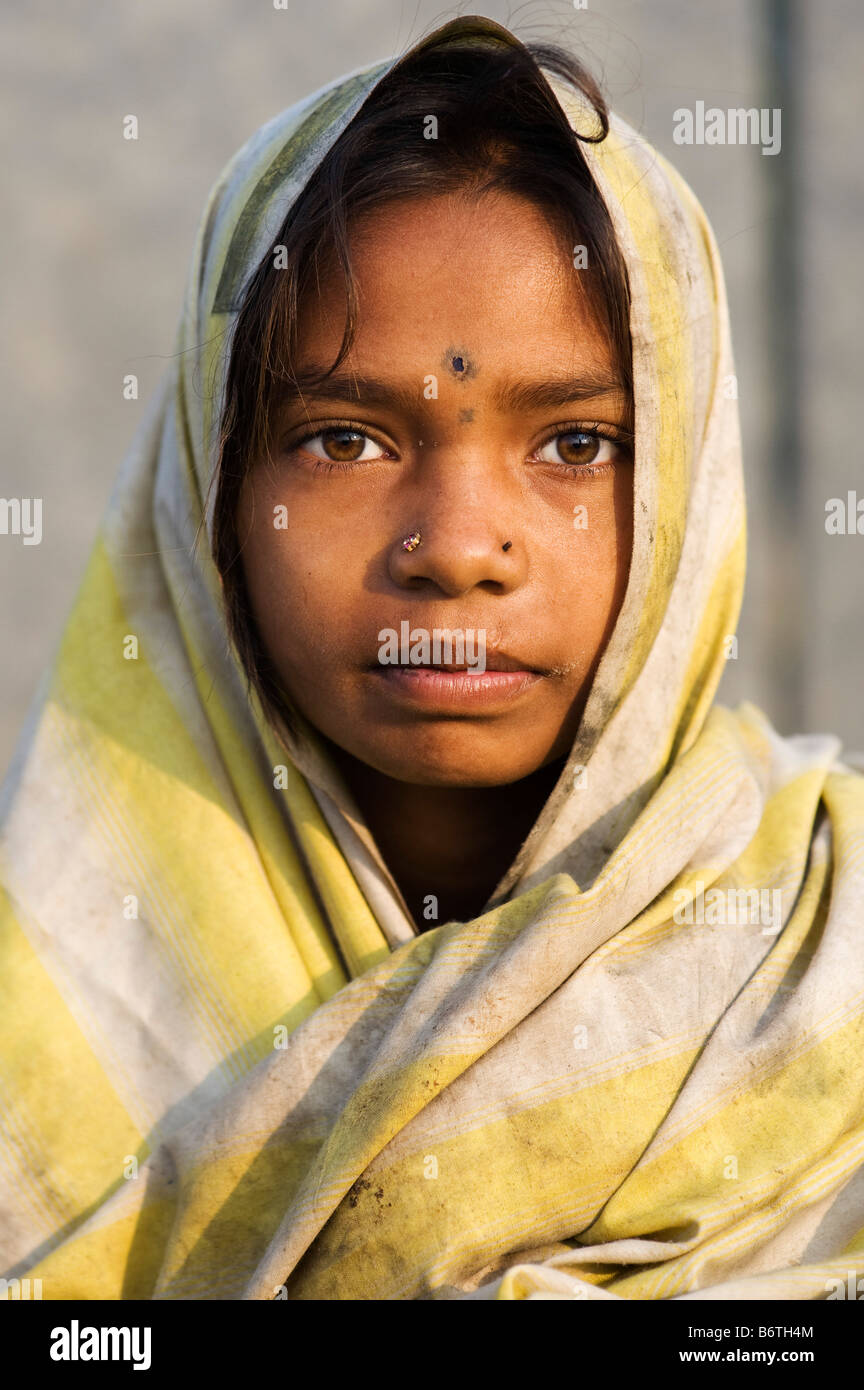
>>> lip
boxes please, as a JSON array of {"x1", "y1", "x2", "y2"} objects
[{"x1": 370, "y1": 665, "x2": 543, "y2": 711}]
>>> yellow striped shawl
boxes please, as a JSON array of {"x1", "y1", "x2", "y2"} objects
[{"x1": 2, "y1": 17, "x2": 863, "y2": 1301}]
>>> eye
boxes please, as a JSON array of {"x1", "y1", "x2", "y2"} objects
[
  {"x1": 535, "y1": 430, "x2": 620, "y2": 469},
  {"x1": 298, "y1": 427, "x2": 387, "y2": 464}
]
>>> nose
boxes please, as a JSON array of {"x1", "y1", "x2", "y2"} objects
[{"x1": 387, "y1": 468, "x2": 527, "y2": 597}]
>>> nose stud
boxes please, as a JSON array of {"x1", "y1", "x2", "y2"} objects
[{"x1": 400, "y1": 530, "x2": 511, "y2": 554}]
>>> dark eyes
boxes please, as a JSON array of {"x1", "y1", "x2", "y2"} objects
[
  {"x1": 300, "y1": 428, "x2": 384, "y2": 464},
  {"x1": 287, "y1": 423, "x2": 631, "y2": 473},
  {"x1": 534, "y1": 430, "x2": 621, "y2": 469}
]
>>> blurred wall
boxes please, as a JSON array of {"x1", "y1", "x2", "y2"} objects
[{"x1": 1, "y1": 0, "x2": 862, "y2": 776}]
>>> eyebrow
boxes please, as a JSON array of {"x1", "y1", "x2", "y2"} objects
[{"x1": 279, "y1": 368, "x2": 629, "y2": 416}]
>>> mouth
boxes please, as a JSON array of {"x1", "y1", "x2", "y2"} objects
[{"x1": 367, "y1": 649, "x2": 545, "y2": 712}]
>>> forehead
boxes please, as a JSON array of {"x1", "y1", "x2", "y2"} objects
[{"x1": 297, "y1": 190, "x2": 617, "y2": 377}]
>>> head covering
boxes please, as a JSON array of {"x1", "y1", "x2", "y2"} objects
[{"x1": 2, "y1": 17, "x2": 864, "y2": 1301}]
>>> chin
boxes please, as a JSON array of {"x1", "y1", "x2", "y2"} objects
[{"x1": 351, "y1": 730, "x2": 551, "y2": 788}]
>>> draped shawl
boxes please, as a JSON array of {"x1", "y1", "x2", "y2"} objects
[{"x1": 2, "y1": 16, "x2": 864, "y2": 1301}]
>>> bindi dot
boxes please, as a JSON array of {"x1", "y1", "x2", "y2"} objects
[{"x1": 443, "y1": 347, "x2": 478, "y2": 381}]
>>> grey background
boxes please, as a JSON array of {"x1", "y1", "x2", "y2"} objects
[{"x1": 1, "y1": 0, "x2": 862, "y2": 778}]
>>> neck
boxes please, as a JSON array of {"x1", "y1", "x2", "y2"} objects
[{"x1": 327, "y1": 746, "x2": 566, "y2": 928}]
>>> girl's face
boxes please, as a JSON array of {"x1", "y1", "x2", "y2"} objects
[{"x1": 237, "y1": 190, "x2": 634, "y2": 788}]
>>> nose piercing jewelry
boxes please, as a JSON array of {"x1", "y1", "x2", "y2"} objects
[
  {"x1": 502, "y1": 540, "x2": 512, "y2": 552},
  {"x1": 402, "y1": 530, "x2": 422, "y2": 553}
]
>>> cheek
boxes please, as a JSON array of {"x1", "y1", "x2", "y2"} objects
[
  {"x1": 555, "y1": 478, "x2": 632, "y2": 602},
  {"x1": 239, "y1": 483, "x2": 360, "y2": 666}
]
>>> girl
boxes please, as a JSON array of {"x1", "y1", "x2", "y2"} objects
[{"x1": 2, "y1": 15, "x2": 863, "y2": 1301}]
